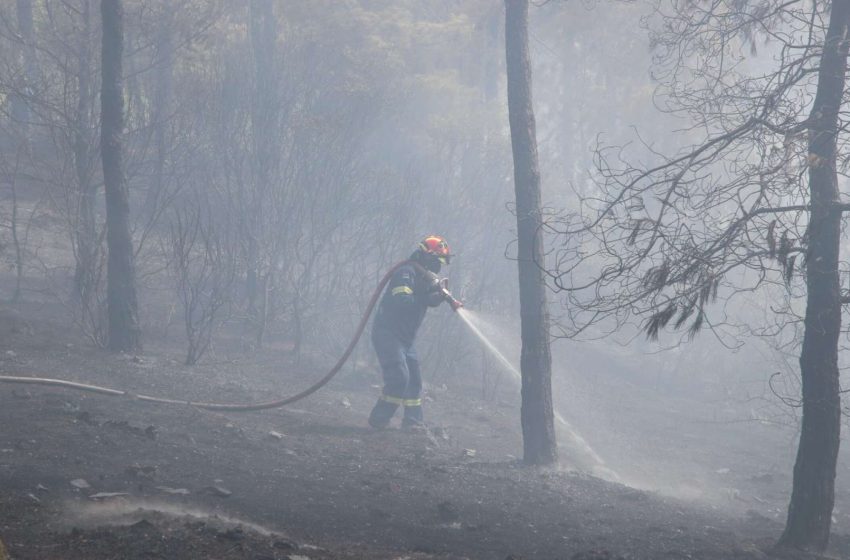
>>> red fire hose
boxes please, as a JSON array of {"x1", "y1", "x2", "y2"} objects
[{"x1": 0, "y1": 260, "x2": 460, "y2": 412}]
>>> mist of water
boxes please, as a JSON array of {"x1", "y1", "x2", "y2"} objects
[{"x1": 456, "y1": 308, "x2": 619, "y2": 480}]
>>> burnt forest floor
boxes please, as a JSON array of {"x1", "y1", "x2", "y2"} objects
[{"x1": 0, "y1": 298, "x2": 848, "y2": 560}]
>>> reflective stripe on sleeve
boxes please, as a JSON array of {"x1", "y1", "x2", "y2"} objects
[{"x1": 391, "y1": 286, "x2": 413, "y2": 296}]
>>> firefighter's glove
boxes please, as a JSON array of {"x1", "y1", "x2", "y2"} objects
[{"x1": 425, "y1": 281, "x2": 445, "y2": 307}]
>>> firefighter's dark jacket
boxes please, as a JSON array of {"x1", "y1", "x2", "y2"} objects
[{"x1": 372, "y1": 263, "x2": 443, "y2": 345}]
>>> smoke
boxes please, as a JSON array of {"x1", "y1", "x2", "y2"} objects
[
  {"x1": 65, "y1": 498, "x2": 284, "y2": 538},
  {"x1": 456, "y1": 308, "x2": 619, "y2": 481}
]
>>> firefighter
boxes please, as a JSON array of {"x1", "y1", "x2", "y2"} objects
[{"x1": 368, "y1": 235, "x2": 453, "y2": 430}]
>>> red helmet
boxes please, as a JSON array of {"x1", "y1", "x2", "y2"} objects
[{"x1": 418, "y1": 235, "x2": 452, "y2": 265}]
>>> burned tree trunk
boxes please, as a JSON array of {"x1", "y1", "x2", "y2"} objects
[
  {"x1": 246, "y1": 0, "x2": 277, "y2": 346},
  {"x1": 779, "y1": 0, "x2": 850, "y2": 552},
  {"x1": 144, "y1": 0, "x2": 174, "y2": 217},
  {"x1": 73, "y1": 0, "x2": 98, "y2": 312},
  {"x1": 504, "y1": 0, "x2": 557, "y2": 466},
  {"x1": 10, "y1": 0, "x2": 36, "y2": 130},
  {"x1": 101, "y1": 0, "x2": 140, "y2": 352}
]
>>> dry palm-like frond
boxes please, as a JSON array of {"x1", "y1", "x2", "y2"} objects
[
  {"x1": 688, "y1": 309, "x2": 705, "y2": 340},
  {"x1": 645, "y1": 302, "x2": 678, "y2": 341},
  {"x1": 778, "y1": 230, "x2": 790, "y2": 266},
  {"x1": 642, "y1": 261, "x2": 670, "y2": 293},
  {"x1": 767, "y1": 220, "x2": 777, "y2": 258},
  {"x1": 674, "y1": 298, "x2": 696, "y2": 329},
  {"x1": 785, "y1": 254, "x2": 797, "y2": 284},
  {"x1": 627, "y1": 219, "x2": 644, "y2": 246},
  {"x1": 698, "y1": 278, "x2": 713, "y2": 307}
]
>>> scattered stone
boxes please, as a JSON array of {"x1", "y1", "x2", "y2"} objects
[
  {"x1": 130, "y1": 519, "x2": 155, "y2": 531},
  {"x1": 715, "y1": 468, "x2": 730, "y2": 475},
  {"x1": 432, "y1": 426, "x2": 450, "y2": 441},
  {"x1": 155, "y1": 486, "x2": 190, "y2": 495},
  {"x1": 339, "y1": 397, "x2": 351, "y2": 408},
  {"x1": 750, "y1": 472, "x2": 774, "y2": 484},
  {"x1": 89, "y1": 492, "x2": 129, "y2": 500},
  {"x1": 36, "y1": 484, "x2": 49, "y2": 492},
  {"x1": 273, "y1": 538, "x2": 297, "y2": 550},
  {"x1": 62, "y1": 401, "x2": 80, "y2": 413},
  {"x1": 462, "y1": 448, "x2": 476, "y2": 458},
  {"x1": 216, "y1": 527, "x2": 244, "y2": 541},
  {"x1": 268, "y1": 430, "x2": 286, "y2": 440},
  {"x1": 70, "y1": 478, "x2": 91, "y2": 489},
  {"x1": 104, "y1": 420, "x2": 157, "y2": 440},
  {"x1": 437, "y1": 500, "x2": 459, "y2": 522},
  {"x1": 5, "y1": 350, "x2": 16, "y2": 358},
  {"x1": 25, "y1": 492, "x2": 40, "y2": 504},
  {"x1": 205, "y1": 485, "x2": 232, "y2": 498},
  {"x1": 619, "y1": 489, "x2": 648, "y2": 502},
  {"x1": 571, "y1": 550, "x2": 626, "y2": 560},
  {"x1": 125, "y1": 464, "x2": 158, "y2": 478},
  {"x1": 369, "y1": 506, "x2": 390, "y2": 519}
]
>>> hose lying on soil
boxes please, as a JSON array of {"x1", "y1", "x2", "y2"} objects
[{"x1": 0, "y1": 260, "x2": 423, "y2": 412}]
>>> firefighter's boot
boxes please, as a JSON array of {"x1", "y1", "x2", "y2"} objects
[
  {"x1": 368, "y1": 396, "x2": 400, "y2": 429},
  {"x1": 401, "y1": 398, "x2": 425, "y2": 430}
]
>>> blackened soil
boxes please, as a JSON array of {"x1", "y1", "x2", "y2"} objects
[{"x1": 0, "y1": 302, "x2": 847, "y2": 560}]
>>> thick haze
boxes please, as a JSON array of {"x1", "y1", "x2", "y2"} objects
[{"x1": 0, "y1": 0, "x2": 847, "y2": 520}]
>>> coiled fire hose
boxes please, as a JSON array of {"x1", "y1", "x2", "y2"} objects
[{"x1": 0, "y1": 260, "x2": 462, "y2": 412}]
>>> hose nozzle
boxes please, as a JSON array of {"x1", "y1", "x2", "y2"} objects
[
  {"x1": 445, "y1": 291, "x2": 463, "y2": 312},
  {"x1": 436, "y1": 278, "x2": 463, "y2": 312}
]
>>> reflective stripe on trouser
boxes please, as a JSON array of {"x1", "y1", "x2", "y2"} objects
[{"x1": 368, "y1": 328, "x2": 423, "y2": 428}]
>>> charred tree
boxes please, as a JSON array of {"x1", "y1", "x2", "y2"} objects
[
  {"x1": 101, "y1": 0, "x2": 140, "y2": 352},
  {"x1": 246, "y1": 0, "x2": 278, "y2": 346},
  {"x1": 144, "y1": 0, "x2": 174, "y2": 217},
  {"x1": 544, "y1": 1, "x2": 850, "y2": 552},
  {"x1": 73, "y1": 0, "x2": 98, "y2": 312},
  {"x1": 10, "y1": 0, "x2": 36, "y2": 130},
  {"x1": 504, "y1": 0, "x2": 557, "y2": 466},
  {"x1": 778, "y1": 1, "x2": 850, "y2": 551}
]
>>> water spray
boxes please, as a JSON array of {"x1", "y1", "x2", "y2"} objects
[
  {"x1": 455, "y1": 308, "x2": 619, "y2": 481},
  {"x1": 0, "y1": 260, "x2": 617, "y2": 481}
]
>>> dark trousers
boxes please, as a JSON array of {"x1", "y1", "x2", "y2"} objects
[{"x1": 368, "y1": 327, "x2": 423, "y2": 428}]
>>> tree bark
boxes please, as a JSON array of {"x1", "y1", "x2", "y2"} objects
[
  {"x1": 246, "y1": 0, "x2": 277, "y2": 344},
  {"x1": 144, "y1": 0, "x2": 173, "y2": 216},
  {"x1": 504, "y1": 0, "x2": 557, "y2": 466},
  {"x1": 778, "y1": 0, "x2": 850, "y2": 552},
  {"x1": 10, "y1": 0, "x2": 36, "y2": 129},
  {"x1": 101, "y1": 0, "x2": 141, "y2": 352},
  {"x1": 73, "y1": 0, "x2": 97, "y2": 309}
]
